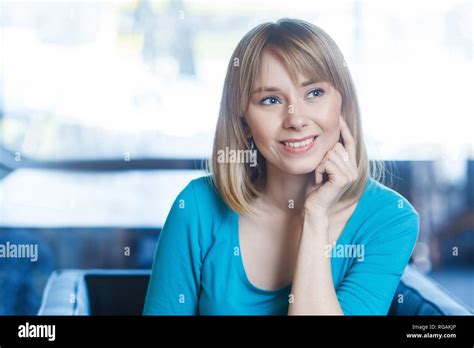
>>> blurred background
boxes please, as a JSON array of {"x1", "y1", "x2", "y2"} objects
[{"x1": 0, "y1": 0, "x2": 472, "y2": 315}]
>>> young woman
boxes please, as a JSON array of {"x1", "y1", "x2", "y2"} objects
[{"x1": 143, "y1": 18, "x2": 419, "y2": 315}]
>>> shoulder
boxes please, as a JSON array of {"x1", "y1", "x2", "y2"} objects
[
  {"x1": 160, "y1": 175, "x2": 231, "y2": 253},
  {"x1": 178, "y1": 175, "x2": 227, "y2": 210},
  {"x1": 364, "y1": 177, "x2": 418, "y2": 217},
  {"x1": 186, "y1": 175, "x2": 219, "y2": 200},
  {"x1": 170, "y1": 175, "x2": 230, "y2": 227},
  {"x1": 358, "y1": 177, "x2": 419, "y2": 246}
]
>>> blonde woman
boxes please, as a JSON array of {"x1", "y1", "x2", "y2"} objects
[{"x1": 144, "y1": 18, "x2": 419, "y2": 315}]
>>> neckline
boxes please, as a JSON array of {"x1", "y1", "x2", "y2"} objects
[{"x1": 230, "y1": 177, "x2": 372, "y2": 294}]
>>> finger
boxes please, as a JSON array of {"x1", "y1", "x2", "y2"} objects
[
  {"x1": 317, "y1": 135, "x2": 355, "y2": 185},
  {"x1": 315, "y1": 161, "x2": 325, "y2": 184},
  {"x1": 316, "y1": 153, "x2": 347, "y2": 186},
  {"x1": 339, "y1": 116, "x2": 356, "y2": 164},
  {"x1": 334, "y1": 143, "x2": 358, "y2": 177},
  {"x1": 320, "y1": 145, "x2": 334, "y2": 170},
  {"x1": 315, "y1": 168, "x2": 323, "y2": 185},
  {"x1": 315, "y1": 159, "x2": 327, "y2": 184},
  {"x1": 327, "y1": 149, "x2": 353, "y2": 180},
  {"x1": 321, "y1": 160, "x2": 347, "y2": 186},
  {"x1": 328, "y1": 149, "x2": 357, "y2": 182},
  {"x1": 339, "y1": 115, "x2": 356, "y2": 164},
  {"x1": 316, "y1": 150, "x2": 332, "y2": 184}
]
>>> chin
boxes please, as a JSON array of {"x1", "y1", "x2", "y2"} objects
[{"x1": 277, "y1": 161, "x2": 319, "y2": 176}]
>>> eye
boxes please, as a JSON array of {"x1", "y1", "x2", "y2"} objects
[
  {"x1": 306, "y1": 88, "x2": 325, "y2": 99},
  {"x1": 259, "y1": 96, "x2": 281, "y2": 105}
]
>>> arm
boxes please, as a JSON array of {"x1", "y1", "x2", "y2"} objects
[
  {"x1": 288, "y1": 213, "x2": 343, "y2": 315},
  {"x1": 336, "y1": 210, "x2": 419, "y2": 315},
  {"x1": 143, "y1": 181, "x2": 202, "y2": 315},
  {"x1": 288, "y1": 116, "x2": 418, "y2": 315},
  {"x1": 289, "y1": 204, "x2": 419, "y2": 315},
  {"x1": 288, "y1": 115, "x2": 357, "y2": 315}
]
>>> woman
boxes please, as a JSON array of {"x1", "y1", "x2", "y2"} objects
[{"x1": 143, "y1": 18, "x2": 419, "y2": 315}]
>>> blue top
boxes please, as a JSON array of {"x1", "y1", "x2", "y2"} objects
[{"x1": 143, "y1": 176, "x2": 419, "y2": 315}]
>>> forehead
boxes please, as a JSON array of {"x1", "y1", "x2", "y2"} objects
[
  {"x1": 256, "y1": 51, "x2": 302, "y2": 82},
  {"x1": 253, "y1": 49, "x2": 324, "y2": 87}
]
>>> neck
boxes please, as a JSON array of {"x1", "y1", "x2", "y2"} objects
[
  {"x1": 258, "y1": 162, "x2": 356, "y2": 219},
  {"x1": 259, "y1": 162, "x2": 314, "y2": 215}
]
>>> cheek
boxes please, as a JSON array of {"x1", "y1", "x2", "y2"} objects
[
  {"x1": 324, "y1": 116, "x2": 340, "y2": 134},
  {"x1": 317, "y1": 111, "x2": 341, "y2": 148},
  {"x1": 315, "y1": 115, "x2": 339, "y2": 150},
  {"x1": 244, "y1": 115, "x2": 281, "y2": 160},
  {"x1": 315, "y1": 96, "x2": 342, "y2": 143},
  {"x1": 319, "y1": 100, "x2": 341, "y2": 129},
  {"x1": 323, "y1": 122, "x2": 341, "y2": 147},
  {"x1": 244, "y1": 111, "x2": 278, "y2": 144},
  {"x1": 252, "y1": 126, "x2": 279, "y2": 152}
]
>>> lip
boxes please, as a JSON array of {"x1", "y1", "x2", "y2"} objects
[
  {"x1": 279, "y1": 135, "x2": 318, "y2": 154},
  {"x1": 279, "y1": 134, "x2": 318, "y2": 143}
]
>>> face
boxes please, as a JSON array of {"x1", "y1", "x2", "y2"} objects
[{"x1": 244, "y1": 50, "x2": 343, "y2": 175}]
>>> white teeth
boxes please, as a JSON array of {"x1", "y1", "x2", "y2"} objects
[{"x1": 284, "y1": 137, "x2": 315, "y2": 148}]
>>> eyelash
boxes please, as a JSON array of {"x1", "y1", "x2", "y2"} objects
[{"x1": 259, "y1": 88, "x2": 325, "y2": 105}]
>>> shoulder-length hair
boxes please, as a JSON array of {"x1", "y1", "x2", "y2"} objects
[{"x1": 208, "y1": 18, "x2": 378, "y2": 215}]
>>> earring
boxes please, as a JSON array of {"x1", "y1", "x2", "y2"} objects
[{"x1": 249, "y1": 137, "x2": 255, "y2": 150}]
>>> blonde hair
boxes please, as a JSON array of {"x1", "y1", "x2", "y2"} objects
[{"x1": 208, "y1": 18, "x2": 378, "y2": 215}]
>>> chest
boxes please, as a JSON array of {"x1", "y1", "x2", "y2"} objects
[{"x1": 237, "y1": 204, "x2": 357, "y2": 291}]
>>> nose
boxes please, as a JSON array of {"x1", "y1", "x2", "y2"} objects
[{"x1": 282, "y1": 102, "x2": 309, "y2": 131}]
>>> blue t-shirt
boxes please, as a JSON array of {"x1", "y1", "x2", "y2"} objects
[{"x1": 143, "y1": 176, "x2": 419, "y2": 315}]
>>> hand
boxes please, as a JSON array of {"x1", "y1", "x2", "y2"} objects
[{"x1": 304, "y1": 115, "x2": 358, "y2": 216}]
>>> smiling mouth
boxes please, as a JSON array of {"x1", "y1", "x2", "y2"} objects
[{"x1": 280, "y1": 136, "x2": 318, "y2": 149}]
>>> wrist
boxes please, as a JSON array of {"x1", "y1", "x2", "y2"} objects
[
  {"x1": 303, "y1": 204, "x2": 330, "y2": 219},
  {"x1": 303, "y1": 211, "x2": 329, "y2": 237},
  {"x1": 303, "y1": 212, "x2": 329, "y2": 227}
]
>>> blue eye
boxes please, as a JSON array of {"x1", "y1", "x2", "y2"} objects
[
  {"x1": 259, "y1": 96, "x2": 281, "y2": 105},
  {"x1": 307, "y1": 89, "x2": 325, "y2": 99}
]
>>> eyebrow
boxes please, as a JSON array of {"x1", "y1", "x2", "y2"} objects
[{"x1": 251, "y1": 80, "x2": 321, "y2": 95}]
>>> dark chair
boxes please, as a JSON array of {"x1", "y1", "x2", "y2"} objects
[{"x1": 38, "y1": 266, "x2": 472, "y2": 315}]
